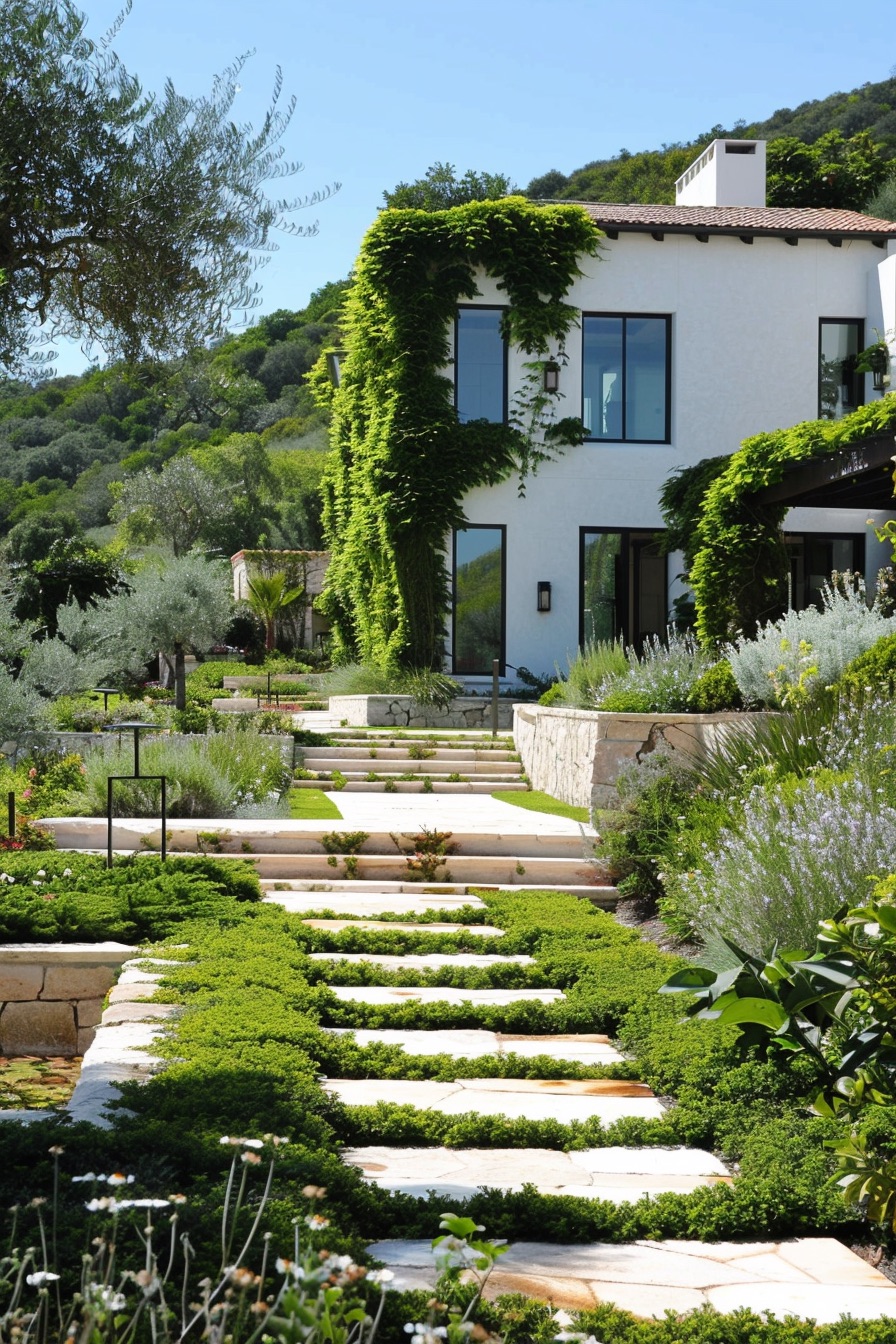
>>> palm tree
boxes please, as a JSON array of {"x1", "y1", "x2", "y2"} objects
[{"x1": 246, "y1": 573, "x2": 305, "y2": 652}]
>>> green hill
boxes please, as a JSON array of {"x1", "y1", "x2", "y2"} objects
[{"x1": 526, "y1": 74, "x2": 896, "y2": 207}]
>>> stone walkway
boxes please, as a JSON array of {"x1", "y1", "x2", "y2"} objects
[
  {"x1": 35, "y1": 768, "x2": 896, "y2": 1325},
  {"x1": 260, "y1": 781, "x2": 896, "y2": 1326}
]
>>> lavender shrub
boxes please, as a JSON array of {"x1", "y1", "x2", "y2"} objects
[{"x1": 672, "y1": 775, "x2": 896, "y2": 963}]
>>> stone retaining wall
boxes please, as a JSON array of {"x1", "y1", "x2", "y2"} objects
[
  {"x1": 329, "y1": 695, "x2": 515, "y2": 730},
  {"x1": 0, "y1": 943, "x2": 136, "y2": 1057},
  {"x1": 514, "y1": 704, "x2": 773, "y2": 810}
]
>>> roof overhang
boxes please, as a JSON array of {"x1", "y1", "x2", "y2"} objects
[{"x1": 755, "y1": 432, "x2": 896, "y2": 510}]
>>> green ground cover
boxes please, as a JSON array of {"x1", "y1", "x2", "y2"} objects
[
  {"x1": 0, "y1": 873, "x2": 890, "y2": 1339},
  {"x1": 491, "y1": 788, "x2": 589, "y2": 822},
  {"x1": 288, "y1": 787, "x2": 344, "y2": 819}
]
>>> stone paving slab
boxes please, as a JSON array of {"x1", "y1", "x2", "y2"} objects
[
  {"x1": 308, "y1": 952, "x2": 533, "y2": 970},
  {"x1": 328, "y1": 1028, "x2": 622, "y2": 1063},
  {"x1": 268, "y1": 894, "x2": 487, "y2": 917},
  {"x1": 368, "y1": 1237, "x2": 896, "y2": 1323},
  {"x1": 302, "y1": 920, "x2": 505, "y2": 937},
  {"x1": 345, "y1": 1145, "x2": 729, "y2": 1201},
  {"x1": 329, "y1": 986, "x2": 564, "y2": 1006},
  {"x1": 326, "y1": 793, "x2": 597, "y2": 837},
  {"x1": 324, "y1": 1077, "x2": 665, "y2": 1122}
]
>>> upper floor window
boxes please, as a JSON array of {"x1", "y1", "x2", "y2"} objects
[
  {"x1": 583, "y1": 314, "x2": 670, "y2": 443},
  {"x1": 819, "y1": 319, "x2": 863, "y2": 420},
  {"x1": 455, "y1": 307, "x2": 506, "y2": 423}
]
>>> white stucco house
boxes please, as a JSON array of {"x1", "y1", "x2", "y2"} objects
[{"x1": 448, "y1": 139, "x2": 896, "y2": 681}]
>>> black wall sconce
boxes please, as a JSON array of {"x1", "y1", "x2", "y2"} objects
[
  {"x1": 543, "y1": 360, "x2": 560, "y2": 393},
  {"x1": 537, "y1": 581, "x2": 552, "y2": 612}
]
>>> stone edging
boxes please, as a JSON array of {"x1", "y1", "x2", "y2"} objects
[{"x1": 0, "y1": 952, "x2": 179, "y2": 1129}]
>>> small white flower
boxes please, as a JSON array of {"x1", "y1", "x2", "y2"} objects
[
  {"x1": 864, "y1": 922, "x2": 882, "y2": 938},
  {"x1": 106, "y1": 1173, "x2": 135, "y2": 1186},
  {"x1": 36, "y1": 869, "x2": 45, "y2": 877},
  {"x1": 85, "y1": 1197, "x2": 121, "y2": 1213},
  {"x1": 72, "y1": 1172, "x2": 98, "y2": 1183},
  {"x1": 62, "y1": 868, "x2": 72, "y2": 877},
  {"x1": 367, "y1": 1268, "x2": 395, "y2": 1285},
  {"x1": 26, "y1": 1271, "x2": 60, "y2": 1286},
  {"x1": 117, "y1": 1198, "x2": 170, "y2": 1209},
  {"x1": 305, "y1": 1214, "x2": 330, "y2": 1230}
]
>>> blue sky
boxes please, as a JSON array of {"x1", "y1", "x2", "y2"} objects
[{"x1": 54, "y1": 0, "x2": 891, "y2": 374}]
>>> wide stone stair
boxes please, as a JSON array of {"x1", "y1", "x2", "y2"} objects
[{"x1": 295, "y1": 732, "x2": 528, "y2": 794}]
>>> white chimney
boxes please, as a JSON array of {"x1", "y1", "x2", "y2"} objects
[{"x1": 675, "y1": 140, "x2": 766, "y2": 207}]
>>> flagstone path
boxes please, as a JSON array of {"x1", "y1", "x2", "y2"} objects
[{"x1": 38, "y1": 730, "x2": 896, "y2": 1324}]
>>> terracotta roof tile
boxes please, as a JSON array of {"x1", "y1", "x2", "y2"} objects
[{"x1": 568, "y1": 202, "x2": 896, "y2": 236}]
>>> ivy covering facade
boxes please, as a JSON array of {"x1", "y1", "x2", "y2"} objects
[
  {"x1": 318, "y1": 197, "x2": 602, "y2": 669},
  {"x1": 665, "y1": 396, "x2": 896, "y2": 645}
]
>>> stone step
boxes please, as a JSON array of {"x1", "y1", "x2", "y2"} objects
[
  {"x1": 328, "y1": 986, "x2": 564, "y2": 1007},
  {"x1": 265, "y1": 883, "x2": 619, "y2": 907},
  {"x1": 303, "y1": 919, "x2": 506, "y2": 937},
  {"x1": 326, "y1": 1028, "x2": 622, "y2": 1064},
  {"x1": 345, "y1": 1145, "x2": 730, "y2": 1202},
  {"x1": 328, "y1": 733, "x2": 516, "y2": 745},
  {"x1": 293, "y1": 779, "x2": 529, "y2": 794},
  {"x1": 241, "y1": 854, "x2": 602, "y2": 885},
  {"x1": 323, "y1": 1076, "x2": 665, "y2": 1122},
  {"x1": 41, "y1": 820, "x2": 596, "y2": 861},
  {"x1": 268, "y1": 892, "x2": 488, "y2": 917},
  {"x1": 300, "y1": 758, "x2": 522, "y2": 776},
  {"x1": 307, "y1": 952, "x2": 533, "y2": 970},
  {"x1": 301, "y1": 747, "x2": 519, "y2": 762},
  {"x1": 367, "y1": 1237, "x2": 896, "y2": 1324}
]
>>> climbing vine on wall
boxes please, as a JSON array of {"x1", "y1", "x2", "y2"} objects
[
  {"x1": 666, "y1": 395, "x2": 896, "y2": 646},
  {"x1": 317, "y1": 197, "x2": 602, "y2": 669}
]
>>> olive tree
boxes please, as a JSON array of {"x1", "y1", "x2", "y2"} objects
[
  {"x1": 77, "y1": 554, "x2": 233, "y2": 709},
  {"x1": 0, "y1": 1, "x2": 335, "y2": 368}
]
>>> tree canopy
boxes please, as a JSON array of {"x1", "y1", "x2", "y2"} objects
[
  {"x1": 0, "y1": 0, "x2": 335, "y2": 368},
  {"x1": 383, "y1": 163, "x2": 518, "y2": 210}
]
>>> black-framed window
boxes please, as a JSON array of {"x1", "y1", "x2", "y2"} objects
[
  {"x1": 785, "y1": 532, "x2": 865, "y2": 611},
  {"x1": 452, "y1": 525, "x2": 505, "y2": 675},
  {"x1": 583, "y1": 314, "x2": 670, "y2": 442},
  {"x1": 819, "y1": 319, "x2": 864, "y2": 420},
  {"x1": 580, "y1": 528, "x2": 667, "y2": 648},
  {"x1": 455, "y1": 307, "x2": 507, "y2": 423}
]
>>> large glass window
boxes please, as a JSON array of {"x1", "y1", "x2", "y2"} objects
[
  {"x1": 819, "y1": 319, "x2": 863, "y2": 420},
  {"x1": 785, "y1": 533, "x2": 865, "y2": 610},
  {"x1": 455, "y1": 307, "x2": 506, "y2": 422},
  {"x1": 581, "y1": 529, "x2": 667, "y2": 648},
  {"x1": 583, "y1": 315, "x2": 670, "y2": 442},
  {"x1": 453, "y1": 526, "x2": 505, "y2": 674}
]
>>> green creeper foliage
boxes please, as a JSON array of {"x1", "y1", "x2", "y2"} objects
[
  {"x1": 667, "y1": 396, "x2": 896, "y2": 645},
  {"x1": 319, "y1": 197, "x2": 602, "y2": 668}
]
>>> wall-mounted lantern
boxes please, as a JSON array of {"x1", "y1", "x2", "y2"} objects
[
  {"x1": 326, "y1": 349, "x2": 347, "y2": 388},
  {"x1": 543, "y1": 360, "x2": 560, "y2": 393},
  {"x1": 537, "y1": 581, "x2": 552, "y2": 612}
]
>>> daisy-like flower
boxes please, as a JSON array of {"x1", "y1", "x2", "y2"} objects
[
  {"x1": 85, "y1": 1197, "x2": 121, "y2": 1213},
  {"x1": 241, "y1": 1151, "x2": 262, "y2": 1166},
  {"x1": 219, "y1": 1136, "x2": 264, "y2": 1149},
  {"x1": 117, "y1": 1199, "x2": 170, "y2": 1209},
  {"x1": 47, "y1": 1145, "x2": 64, "y2": 1157},
  {"x1": 305, "y1": 1214, "x2": 330, "y2": 1231},
  {"x1": 276, "y1": 1258, "x2": 306, "y2": 1280},
  {"x1": 367, "y1": 1268, "x2": 395, "y2": 1286},
  {"x1": 106, "y1": 1173, "x2": 135, "y2": 1187},
  {"x1": 71, "y1": 1172, "x2": 97, "y2": 1183},
  {"x1": 26, "y1": 1271, "x2": 60, "y2": 1286},
  {"x1": 86, "y1": 1284, "x2": 128, "y2": 1311}
]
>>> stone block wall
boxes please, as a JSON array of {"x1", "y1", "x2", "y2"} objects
[
  {"x1": 0, "y1": 943, "x2": 136, "y2": 1057},
  {"x1": 329, "y1": 695, "x2": 515, "y2": 730},
  {"x1": 514, "y1": 704, "x2": 774, "y2": 810}
]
